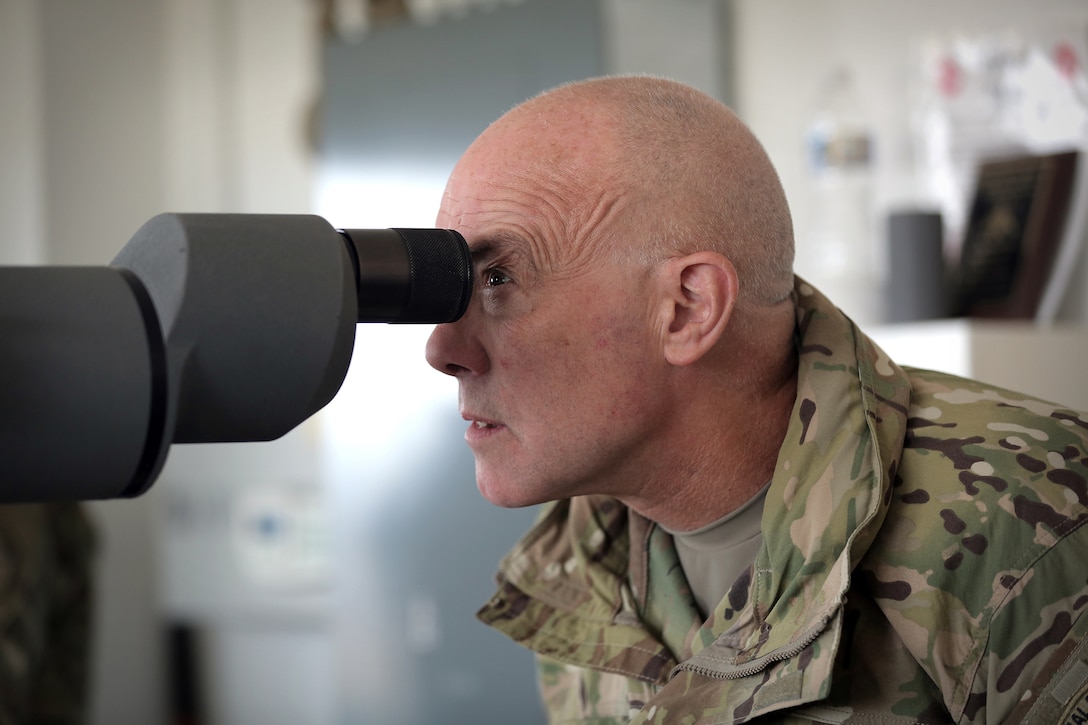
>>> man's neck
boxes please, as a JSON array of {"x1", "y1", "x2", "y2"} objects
[{"x1": 621, "y1": 307, "x2": 798, "y2": 532}]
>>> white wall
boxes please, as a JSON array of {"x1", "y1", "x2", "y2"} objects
[
  {"x1": 162, "y1": 0, "x2": 320, "y2": 215},
  {"x1": 0, "y1": 0, "x2": 45, "y2": 266},
  {"x1": 731, "y1": 0, "x2": 1088, "y2": 324},
  {"x1": 0, "y1": 1, "x2": 321, "y2": 723},
  {"x1": 1, "y1": 2, "x2": 167, "y2": 722}
]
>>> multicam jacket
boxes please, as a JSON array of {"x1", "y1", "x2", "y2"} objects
[
  {"x1": 478, "y1": 280, "x2": 1088, "y2": 724},
  {"x1": 0, "y1": 503, "x2": 95, "y2": 725}
]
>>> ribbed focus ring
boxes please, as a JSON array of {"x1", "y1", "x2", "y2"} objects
[{"x1": 394, "y1": 228, "x2": 473, "y2": 323}]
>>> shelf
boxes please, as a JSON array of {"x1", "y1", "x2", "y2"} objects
[{"x1": 866, "y1": 318, "x2": 1088, "y2": 412}]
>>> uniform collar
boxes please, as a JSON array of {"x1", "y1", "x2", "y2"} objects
[{"x1": 667, "y1": 279, "x2": 913, "y2": 713}]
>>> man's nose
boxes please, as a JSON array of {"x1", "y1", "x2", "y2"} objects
[{"x1": 425, "y1": 317, "x2": 489, "y2": 377}]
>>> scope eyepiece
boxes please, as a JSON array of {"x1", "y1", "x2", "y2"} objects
[{"x1": 340, "y1": 227, "x2": 473, "y2": 324}]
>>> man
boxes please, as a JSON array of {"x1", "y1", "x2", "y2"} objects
[{"x1": 425, "y1": 75, "x2": 1088, "y2": 724}]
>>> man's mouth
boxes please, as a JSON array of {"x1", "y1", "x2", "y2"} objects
[{"x1": 473, "y1": 420, "x2": 497, "y2": 429}]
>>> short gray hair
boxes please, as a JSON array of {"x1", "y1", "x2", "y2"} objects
[{"x1": 535, "y1": 75, "x2": 796, "y2": 306}]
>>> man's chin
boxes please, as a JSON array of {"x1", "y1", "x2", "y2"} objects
[{"x1": 475, "y1": 475, "x2": 545, "y2": 509}]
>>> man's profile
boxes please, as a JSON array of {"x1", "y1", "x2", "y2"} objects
[{"x1": 425, "y1": 75, "x2": 1088, "y2": 724}]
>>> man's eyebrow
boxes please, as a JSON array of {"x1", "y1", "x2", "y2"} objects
[
  {"x1": 468, "y1": 233, "x2": 532, "y2": 269},
  {"x1": 469, "y1": 239, "x2": 500, "y2": 265}
]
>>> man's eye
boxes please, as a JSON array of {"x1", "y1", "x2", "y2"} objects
[{"x1": 484, "y1": 269, "x2": 512, "y2": 287}]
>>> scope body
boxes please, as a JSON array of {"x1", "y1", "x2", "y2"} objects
[{"x1": 0, "y1": 213, "x2": 472, "y2": 502}]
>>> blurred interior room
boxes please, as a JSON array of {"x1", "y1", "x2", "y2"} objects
[{"x1": 1, "y1": 0, "x2": 1087, "y2": 723}]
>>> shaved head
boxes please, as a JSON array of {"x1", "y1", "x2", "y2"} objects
[{"x1": 481, "y1": 75, "x2": 795, "y2": 307}]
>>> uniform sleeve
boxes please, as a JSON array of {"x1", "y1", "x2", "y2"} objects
[
  {"x1": 966, "y1": 519, "x2": 1088, "y2": 724},
  {"x1": 0, "y1": 504, "x2": 96, "y2": 725}
]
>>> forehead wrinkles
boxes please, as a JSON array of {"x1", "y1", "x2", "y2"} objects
[
  {"x1": 517, "y1": 163, "x2": 628, "y2": 277},
  {"x1": 447, "y1": 154, "x2": 630, "y2": 279}
]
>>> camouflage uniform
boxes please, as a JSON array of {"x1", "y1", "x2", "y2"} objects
[
  {"x1": 478, "y1": 280, "x2": 1088, "y2": 724},
  {"x1": 0, "y1": 504, "x2": 96, "y2": 725}
]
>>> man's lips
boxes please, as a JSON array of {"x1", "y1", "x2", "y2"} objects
[
  {"x1": 462, "y1": 410, "x2": 499, "y2": 426},
  {"x1": 463, "y1": 414, "x2": 504, "y2": 440}
]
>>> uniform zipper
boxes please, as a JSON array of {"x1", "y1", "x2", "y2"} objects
[{"x1": 670, "y1": 612, "x2": 834, "y2": 681}]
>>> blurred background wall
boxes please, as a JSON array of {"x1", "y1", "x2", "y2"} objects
[
  {"x1": 0, "y1": 1, "x2": 1085, "y2": 723},
  {"x1": 1, "y1": 1, "x2": 322, "y2": 721}
]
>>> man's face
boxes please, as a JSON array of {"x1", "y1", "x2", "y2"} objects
[{"x1": 425, "y1": 119, "x2": 671, "y2": 509}]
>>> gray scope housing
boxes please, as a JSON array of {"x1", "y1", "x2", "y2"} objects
[{"x1": 0, "y1": 213, "x2": 472, "y2": 502}]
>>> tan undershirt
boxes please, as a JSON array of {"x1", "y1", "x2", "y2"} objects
[{"x1": 660, "y1": 482, "x2": 770, "y2": 618}]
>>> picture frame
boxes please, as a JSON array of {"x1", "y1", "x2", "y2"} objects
[{"x1": 953, "y1": 149, "x2": 1079, "y2": 319}]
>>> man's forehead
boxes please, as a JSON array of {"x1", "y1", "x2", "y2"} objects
[
  {"x1": 472, "y1": 100, "x2": 615, "y2": 165},
  {"x1": 437, "y1": 102, "x2": 626, "y2": 258},
  {"x1": 437, "y1": 171, "x2": 510, "y2": 224},
  {"x1": 446, "y1": 124, "x2": 614, "y2": 205}
]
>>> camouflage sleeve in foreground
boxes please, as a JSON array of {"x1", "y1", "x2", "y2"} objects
[{"x1": 0, "y1": 504, "x2": 96, "y2": 725}]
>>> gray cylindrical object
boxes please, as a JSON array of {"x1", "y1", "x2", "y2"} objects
[
  {"x1": 342, "y1": 227, "x2": 473, "y2": 323},
  {"x1": 886, "y1": 210, "x2": 946, "y2": 323},
  {"x1": 1, "y1": 214, "x2": 473, "y2": 502},
  {"x1": 113, "y1": 213, "x2": 358, "y2": 446},
  {"x1": 0, "y1": 267, "x2": 165, "y2": 500}
]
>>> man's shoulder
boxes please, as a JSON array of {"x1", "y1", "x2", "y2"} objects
[
  {"x1": 856, "y1": 368, "x2": 1088, "y2": 721},
  {"x1": 885, "y1": 365, "x2": 1087, "y2": 543},
  {"x1": 900, "y1": 366, "x2": 1087, "y2": 466},
  {"x1": 904, "y1": 365, "x2": 1085, "y2": 415}
]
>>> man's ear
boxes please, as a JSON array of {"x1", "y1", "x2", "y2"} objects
[{"x1": 657, "y1": 252, "x2": 738, "y2": 366}]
